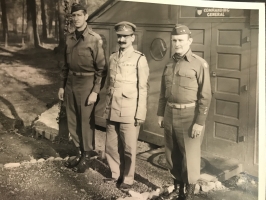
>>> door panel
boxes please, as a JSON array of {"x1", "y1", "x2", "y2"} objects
[
  {"x1": 139, "y1": 29, "x2": 171, "y2": 145},
  {"x1": 189, "y1": 23, "x2": 211, "y2": 66},
  {"x1": 207, "y1": 23, "x2": 250, "y2": 161}
]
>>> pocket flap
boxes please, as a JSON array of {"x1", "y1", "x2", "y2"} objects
[
  {"x1": 164, "y1": 64, "x2": 173, "y2": 76},
  {"x1": 122, "y1": 90, "x2": 138, "y2": 98},
  {"x1": 178, "y1": 69, "x2": 194, "y2": 78}
]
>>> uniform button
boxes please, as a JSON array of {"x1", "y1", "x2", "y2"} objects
[{"x1": 173, "y1": 83, "x2": 175, "y2": 85}]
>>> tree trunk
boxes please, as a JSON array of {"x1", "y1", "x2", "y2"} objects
[
  {"x1": 55, "y1": 9, "x2": 59, "y2": 41},
  {"x1": 26, "y1": 0, "x2": 34, "y2": 46},
  {"x1": 28, "y1": 0, "x2": 41, "y2": 48},
  {"x1": 48, "y1": 15, "x2": 53, "y2": 37},
  {"x1": 22, "y1": 0, "x2": 25, "y2": 34},
  {"x1": 47, "y1": 0, "x2": 55, "y2": 38},
  {"x1": 0, "y1": 0, "x2": 8, "y2": 46},
  {"x1": 57, "y1": 0, "x2": 65, "y2": 48},
  {"x1": 40, "y1": 0, "x2": 48, "y2": 40}
]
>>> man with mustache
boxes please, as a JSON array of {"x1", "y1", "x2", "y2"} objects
[
  {"x1": 58, "y1": 3, "x2": 106, "y2": 173},
  {"x1": 157, "y1": 24, "x2": 211, "y2": 200},
  {"x1": 103, "y1": 21, "x2": 149, "y2": 190}
]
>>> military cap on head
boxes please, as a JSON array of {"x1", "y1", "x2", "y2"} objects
[
  {"x1": 71, "y1": 3, "x2": 86, "y2": 14},
  {"x1": 171, "y1": 24, "x2": 191, "y2": 35},
  {"x1": 114, "y1": 21, "x2": 136, "y2": 35}
]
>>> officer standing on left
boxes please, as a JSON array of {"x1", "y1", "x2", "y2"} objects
[{"x1": 58, "y1": 3, "x2": 106, "y2": 173}]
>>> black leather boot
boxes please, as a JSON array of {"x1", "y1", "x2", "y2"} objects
[
  {"x1": 64, "y1": 147, "x2": 82, "y2": 168},
  {"x1": 72, "y1": 151, "x2": 90, "y2": 173},
  {"x1": 184, "y1": 184, "x2": 196, "y2": 200},
  {"x1": 177, "y1": 182, "x2": 185, "y2": 200},
  {"x1": 161, "y1": 180, "x2": 183, "y2": 200}
]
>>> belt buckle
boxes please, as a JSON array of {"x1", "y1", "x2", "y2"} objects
[{"x1": 174, "y1": 104, "x2": 180, "y2": 109}]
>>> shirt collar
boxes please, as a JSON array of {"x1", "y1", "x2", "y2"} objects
[
  {"x1": 119, "y1": 46, "x2": 134, "y2": 57},
  {"x1": 184, "y1": 49, "x2": 193, "y2": 62},
  {"x1": 172, "y1": 49, "x2": 192, "y2": 62},
  {"x1": 70, "y1": 25, "x2": 89, "y2": 40}
]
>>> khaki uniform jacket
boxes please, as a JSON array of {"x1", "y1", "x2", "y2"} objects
[{"x1": 104, "y1": 46, "x2": 149, "y2": 123}]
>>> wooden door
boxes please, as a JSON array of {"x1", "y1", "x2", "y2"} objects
[
  {"x1": 138, "y1": 28, "x2": 171, "y2": 145},
  {"x1": 207, "y1": 23, "x2": 250, "y2": 161}
]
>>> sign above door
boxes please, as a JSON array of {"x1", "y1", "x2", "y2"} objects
[{"x1": 195, "y1": 8, "x2": 230, "y2": 17}]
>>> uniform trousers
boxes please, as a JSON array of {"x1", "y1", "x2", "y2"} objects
[
  {"x1": 105, "y1": 120, "x2": 140, "y2": 185},
  {"x1": 65, "y1": 74, "x2": 95, "y2": 152},
  {"x1": 164, "y1": 104, "x2": 204, "y2": 184}
]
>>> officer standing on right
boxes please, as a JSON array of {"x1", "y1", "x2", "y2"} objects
[{"x1": 157, "y1": 24, "x2": 212, "y2": 200}]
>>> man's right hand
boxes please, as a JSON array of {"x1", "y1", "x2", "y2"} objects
[
  {"x1": 58, "y1": 88, "x2": 64, "y2": 101},
  {"x1": 158, "y1": 116, "x2": 164, "y2": 128}
]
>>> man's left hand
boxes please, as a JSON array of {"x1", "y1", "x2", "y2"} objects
[
  {"x1": 135, "y1": 119, "x2": 144, "y2": 126},
  {"x1": 191, "y1": 123, "x2": 203, "y2": 138},
  {"x1": 87, "y1": 92, "x2": 98, "y2": 106}
]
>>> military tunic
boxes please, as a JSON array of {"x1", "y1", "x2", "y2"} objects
[
  {"x1": 104, "y1": 46, "x2": 149, "y2": 185},
  {"x1": 60, "y1": 26, "x2": 106, "y2": 152},
  {"x1": 157, "y1": 49, "x2": 211, "y2": 184},
  {"x1": 104, "y1": 46, "x2": 149, "y2": 123}
]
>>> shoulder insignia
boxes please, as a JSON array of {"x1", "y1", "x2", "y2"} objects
[
  {"x1": 134, "y1": 50, "x2": 144, "y2": 56},
  {"x1": 192, "y1": 53, "x2": 208, "y2": 68}
]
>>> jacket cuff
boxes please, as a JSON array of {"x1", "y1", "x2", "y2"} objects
[
  {"x1": 195, "y1": 114, "x2": 207, "y2": 126},
  {"x1": 60, "y1": 80, "x2": 66, "y2": 89},
  {"x1": 92, "y1": 83, "x2": 100, "y2": 94},
  {"x1": 135, "y1": 108, "x2": 147, "y2": 121}
]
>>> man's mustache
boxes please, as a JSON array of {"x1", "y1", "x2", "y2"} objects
[{"x1": 118, "y1": 42, "x2": 126, "y2": 44}]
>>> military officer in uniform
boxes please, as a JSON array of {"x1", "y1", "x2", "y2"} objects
[
  {"x1": 157, "y1": 24, "x2": 211, "y2": 200},
  {"x1": 103, "y1": 21, "x2": 149, "y2": 190},
  {"x1": 58, "y1": 3, "x2": 106, "y2": 173}
]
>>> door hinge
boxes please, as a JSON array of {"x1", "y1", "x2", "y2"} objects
[{"x1": 238, "y1": 136, "x2": 246, "y2": 143}]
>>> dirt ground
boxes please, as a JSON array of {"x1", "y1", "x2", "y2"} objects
[{"x1": 0, "y1": 38, "x2": 260, "y2": 200}]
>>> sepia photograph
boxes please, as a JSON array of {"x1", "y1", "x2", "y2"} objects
[{"x1": 0, "y1": 0, "x2": 265, "y2": 199}]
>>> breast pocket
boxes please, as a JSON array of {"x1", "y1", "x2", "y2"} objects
[
  {"x1": 178, "y1": 69, "x2": 197, "y2": 88},
  {"x1": 77, "y1": 49, "x2": 93, "y2": 66},
  {"x1": 124, "y1": 63, "x2": 137, "y2": 82}
]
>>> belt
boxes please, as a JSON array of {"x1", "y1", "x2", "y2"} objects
[
  {"x1": 69, "y1": 70, "x2": 94, "y2": 76},
  {"x1": 167, "y1": 102, "x2": 196, "y2": 109}
]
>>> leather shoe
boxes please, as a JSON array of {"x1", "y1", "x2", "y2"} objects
[
  {"x1": 103, "y1": 178, "x2": 117, "y2": 183},
  {"x1": 118, "y1": 183, "x2": 132, "y2": 190}
]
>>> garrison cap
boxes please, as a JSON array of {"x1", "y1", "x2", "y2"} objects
[
  {"x1": 114, "y1": 21, "x2": 136, "y2": 35},
  {"x1": 171, "y1": 24, "x2": 191, "y2": 35},
  {"x1": 71, "y1": 3, "x2": 86, "y2": 14}
]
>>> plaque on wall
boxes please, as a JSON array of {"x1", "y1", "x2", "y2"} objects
[{"x1": 196, "y1": 7, "x2": 230, "y2": 17}]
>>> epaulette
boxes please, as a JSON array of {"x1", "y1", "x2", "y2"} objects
[
  {"x1": 192, "y1": 53, "x2": 209, "y2": 69},
  {"x1": 134, "y1": 50, "x2": 144, "y2": 56}
]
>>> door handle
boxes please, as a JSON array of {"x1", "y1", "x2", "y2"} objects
[{"x1": 211, "y1": 72, "x2": 217, "y2": 77}]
